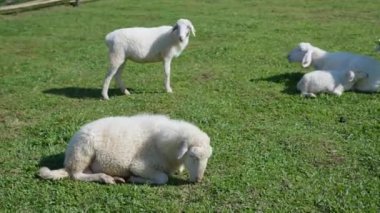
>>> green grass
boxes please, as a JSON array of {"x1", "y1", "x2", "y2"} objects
[{"x1": 1, "y1": 0, "x2": 379, "y2": 211}]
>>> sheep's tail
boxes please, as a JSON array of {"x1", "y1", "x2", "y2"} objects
[
  {"x1": 296, "y1": 78, "x2": 305, "y2": 91},
  {"x1": 105, "y1": 32, "x2": 115, "y2": 48},
  {"x1": 38, "y1": 167, "x2": 69, "y2": 180}
]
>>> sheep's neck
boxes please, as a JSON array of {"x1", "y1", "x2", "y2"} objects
[
  {"x1": 168, "y1": 34, "x2": 187, "y2": 58},
  {"x1": 311, "y1": 47, "x2": 328, "y2": 69}
]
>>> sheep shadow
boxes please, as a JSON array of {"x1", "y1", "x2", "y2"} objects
[
  {"x1": 38, "y1": 153, "x2": 190, "y2": 186},
  {"x1": 43, "y1": 87, "x2": 165, "y2": 99},
  {"x1": 254, "y1": 71, "x2": 304, "y2": 94},
  {"x1": 43, "y1": 87, "x2": 133, "y2": 99},
  {"x1": 38, "y1": 152, "x2": 65, "y2": 170},
  {"x1": 166, "y1": 176, "x2": 193, "y2": 186}
]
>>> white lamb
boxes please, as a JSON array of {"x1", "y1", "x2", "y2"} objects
[
  {"x1": 297, "y1": 70, "x2": 368, "y2": 98},
  {"x1": 287, "y1": 42, "x2": 380, "y2": 92},
  {"x1": 102, "y1": 19, "x2": 196, "y2": 100},
  {"x1": 38, "y1": 114, "x2": 212, "y2": 185}
]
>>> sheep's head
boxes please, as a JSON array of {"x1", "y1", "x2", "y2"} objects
[
  {"x1": 344, "y1": 70, "x2": 368, "y2": 89},
  {"x1": 172, "y1": 19, "x2": 196, "y2": 43},
  {"x1": 177, "y1": 134, "x2": 212, "y2": 183},
  {"x1": 287, "y1": 42, "x2": 315, "y2": 68},
  {"x1": 349, "y1": 70, "x2": 368, "y2": 81}
]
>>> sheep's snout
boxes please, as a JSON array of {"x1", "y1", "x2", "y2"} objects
[
  {"x1": 195, "y1": 175, "x2": 203, "y2": 183},
  {"x1": 287, "y1": 48, "x2": 305, "y2": 63},
  {"x1": 185, "y1": 155, "x2": 209, "y2": 183},
  {"x1": 189, "y1": 173, "x2": 203, "y2": 183},
  {"x1": 179, "y1": 36, "x2": 184, "y2": 42},
  {"x1": 287, "y1": 54, "x2": 292, "y2": 62}
]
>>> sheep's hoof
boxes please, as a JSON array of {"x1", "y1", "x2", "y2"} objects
[
  {"x1": 102, "y1": 95, "x2": 110, "y2": 100},
  {"x1": 178, "y1": 165, "x2": 185, "y2": 174},
  {"x1": 113, "y1": 176, "x2": 126, "y2": 183},
  {"x1": 100, "y1": 174, "x2": 116, "y2": 184},
  {"x1": 166, "y1": 88, "x2": 173, "y2": 93},
  {"x1": 301, "y1": 93, "x2": 316, "y2": 98},
  {"x1": 123, "y1": 89, "x2": 131, "y2": 96}
]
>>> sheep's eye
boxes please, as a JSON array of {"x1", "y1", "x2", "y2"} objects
[{"x1": 190, "y1": 154, "x2": 199, "y2": 160}]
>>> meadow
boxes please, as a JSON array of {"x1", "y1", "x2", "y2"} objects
[{"x1": 0, "y1": 0, "x2": 379, "y2": 211}]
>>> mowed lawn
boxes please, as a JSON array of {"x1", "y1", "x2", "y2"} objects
[{"x1": 0, "y1": 0, "x2": 379, "y2": 211}]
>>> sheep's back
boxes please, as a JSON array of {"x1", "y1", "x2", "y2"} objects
[
  {"x1": 318, "y1": 52, "x2": 355, "y2": 70},
  {"x1": 327, "y1": 53, "x2": 380, "y2": 91},
  {"x1": 70, "y1": 116, "x2": 170, "y2": 175},
  {"x1": 106, "y1": 26, "x2": 173, "y2": 62},
  {"x1": 300, "y1": 71, "x2": 338, "y2": 92}
]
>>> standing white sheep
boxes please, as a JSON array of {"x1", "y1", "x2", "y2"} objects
[
  {"x1": 287, "y1": 42, "x2": 380, "y2": 92},
  {"x1": 102, "y1": 19, "x2": 196, "y2": 100},
  {"x1": 38, "y1": 114, "x2": 212, "y2": 185},
  {"x1": 297, "y1": 70, "x2": 368, "y2": 98}
]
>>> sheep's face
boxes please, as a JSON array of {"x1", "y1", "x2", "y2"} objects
[
  {"x1": 287, "y1": 47, "x2": 306, "y2": 63},
  {"x1": 172, "y1": 19, "x2": 196, "y2": 43},
  {"x1": 344, "y1": 70, "x2": 368, "y2": 89},
  {"x1": 287, "y1": 43, "x2": 310, "y2": 62},
  {"x1": 287, "y1": 43, "x2": 315, "y2": 68},
  {"x1": 184, "y1": 145, "x2": 212, "y2": 183}
]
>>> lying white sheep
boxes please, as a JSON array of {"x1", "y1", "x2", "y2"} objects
[
  {"x1": 38, "y1": 114, "x2": 212, "y2": 185},
  {"x1": 297, "y1": 70, "x2": 368, "y2": 98},
  {"x1": 287, "y1": 42, "x2": 380, "y2": 92},
  {"x1": 102, "y1": 19, "x2": 196, "y2": 100}
]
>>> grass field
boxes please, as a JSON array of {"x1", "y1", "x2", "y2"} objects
[{"x1": 1, "y1": 0, "x2": 379, "y2": 211}]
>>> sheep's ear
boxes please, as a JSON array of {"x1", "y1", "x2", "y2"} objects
[
  {"x1": 187, "y1": 23, "x2": 196, "y2": 37},
  {"x1": 189, "y1": 146, "x2": 212, "y2": 159},
  {"x1": 188, "y1": 147, "x2": 201, "y2": 158},
  {"x1": 346, "y1": 70, "x2": 355, "y2": 82},
  {"x1": 172, "y1": 24, "x2": 178, "y2": 32},
  {"x1": 302, "y1": 49, "x2": 313, "y2": 68},
  {"x1": 177, "y1": 141, "x2": 188, "y2": 159}
]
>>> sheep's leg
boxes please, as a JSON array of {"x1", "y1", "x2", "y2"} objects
[
  {"x1": 102, "y1": 55, "x2": 125, "y2": 100},
  {"x1": 65, "y1": 146, "x2": 125, "y2": 184},
  {"x1": 163, "y1": 58, "x2": 173, "y2": 93},
  {"x1": 67, "y1": 157, "x2": 125, "y2": 184},
  {"x1": 332, "y1": 85, "x2": 344, "y2": 96},
  {"x1": 71, "y1": 172, "x2": 125, "y2": 184},
  {"x1": 129, "y1": 162, "x2": 169, "y2": 185},
  {"x1": 115, "y1": 63, "x2": 130, "y2": 96},
  {"x1": 128, "y1": 172, "x2": 168, "y2": 185},
  {"x1": 178, "y1": 164, "x2": 185, "y2": 174},
  {"x1": 354, "y1": 81, "x2": 378, "y2": 92},
  {"x1": 365, "y1": 84, "x2": 379, "y2": 92},
  {"x1": 172, "y1": 165, "x2": 185, "y2": 175},
  {"x1": 301, "y1": 92, "x2": 317, "y2": 98}
]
